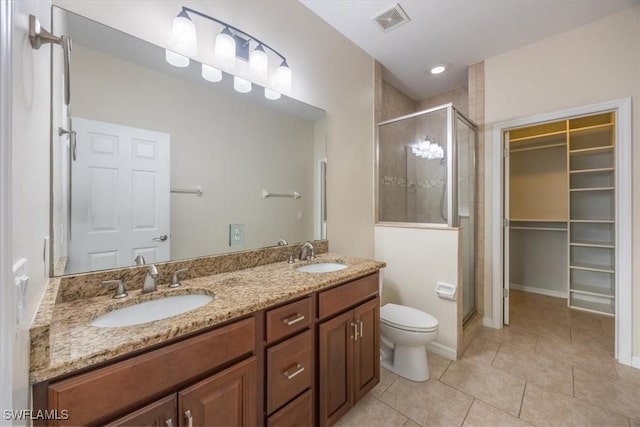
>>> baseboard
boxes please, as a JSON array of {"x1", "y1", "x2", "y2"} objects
[
  {"x1": 510, "y1": 283, "x2": 567, "y2": 299},
  {"x1": 632, "y1": 356, "x2": 640, "y2": 370},
  {"x1": 427, "y1": 341, "x2": 456, "y2": 361},
  {"x1": 482, "y1": 316, "x2": 494, "y2": 328}
]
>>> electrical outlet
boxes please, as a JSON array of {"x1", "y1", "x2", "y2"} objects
[{"x1": 229, "y1": 224, "x2": 245, "y2": 247}]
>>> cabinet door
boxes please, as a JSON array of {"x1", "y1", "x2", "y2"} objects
[
  {"x1": 267, "y1": 389, "x2": 313, "y2": 427},
  {"x1": 318, "y1": 311, "x2": 354, "y2": 427},
  {"x1": 353, "y1": 298, "x2": 380, "y2": 402},
  {"x1": 104, "y1": 395, "x2": 177, "y2": 427},
  {"x1": 178, "y1": 356, "x2": 257, "y2": 427}
]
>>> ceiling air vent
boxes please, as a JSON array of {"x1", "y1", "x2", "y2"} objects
[{"x1": 373, "y1": 3, "x2": 410, "y2": 33}]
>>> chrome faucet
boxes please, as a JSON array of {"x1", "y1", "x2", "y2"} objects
[
  {"x1": 142, "y1": 264, "x2": 159, "y2": 293},
  {"x1": 299, "y1": 242, "x2": 315, "y2": 261}
]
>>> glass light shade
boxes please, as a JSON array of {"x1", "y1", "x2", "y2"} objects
[
  {"x1": 264, "y1": 88, "x2": 281, "y2": 100},
  {"x1": 249, "y1": 45, "x2": 268, "y2": 81},
  {"x1": 165, "y1": 49, "x2": 189, "y2": 67},
  {"x1": 233, "y1": 76, "x2": 252, "y2": 93},
  {"x1": 170, "y1": 13, "x2": 197, "y2": 57},
  {"x1": 201, "y1": 64, "x2": 222, "y2": 82},
  {"x1": 273, "y1": 61, "x2": 292, "y2": 94},
  {"x1": 215, "y1": 28, "x2": 236, "y2": 69}
]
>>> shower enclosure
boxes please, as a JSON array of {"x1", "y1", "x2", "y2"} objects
[{"x1": 376, "y1": 103, "x2": 478, "y2": 322}]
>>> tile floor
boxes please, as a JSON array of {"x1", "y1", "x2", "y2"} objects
[{"x1": 336, "y1": 290, "x2": 640, "y2": 427}]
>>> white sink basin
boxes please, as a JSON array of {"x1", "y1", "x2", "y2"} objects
[
  {"x1": 91, "y1": 294, "x2": 213, "y2": 328},
  {"x1": 296, "y1": 262, "x2": 347, "y2": 274}
]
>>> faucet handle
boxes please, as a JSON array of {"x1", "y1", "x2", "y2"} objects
[
  {"x1": 169, "y1": 268, "x2": 189, "y2": 288},
  {"x1": 102, "y1": 280, "x2": 128, "y2": 299}
]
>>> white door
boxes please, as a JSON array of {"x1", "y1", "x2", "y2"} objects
[
  {"x1": 503, "y1": 132, "x2": 511, "y2": 325},
  {"x1": 67, "y1": 118, "x2": 170, "y2": 273}
]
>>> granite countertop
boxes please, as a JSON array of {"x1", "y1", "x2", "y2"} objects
[{"x1": 30, "y1": 253, "x2": 385, "y2": 384}]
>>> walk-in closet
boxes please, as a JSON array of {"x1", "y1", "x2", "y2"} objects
[{"x1": 504, "y1": 111, "x2": 616, "y2": 318}]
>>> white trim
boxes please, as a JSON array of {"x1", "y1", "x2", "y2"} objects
[
  {"x1": 491, "y1": 98, "x2": 633, "y2": 367},
  {"x1": 510, "y1": 283, "x2": 567, "y2": 299},
  {"x1": 427, "y1": 341, "x2": 456, "y2": 361},
  {"x1": 0, "y1": 0, "x2": 13, "y2": 417},
  {"x1": 482, "y1": 317, "x2": 493, "y2": 327},
  {"x1": 632, "y1": 356, "x2": 640, "y2": 370}
]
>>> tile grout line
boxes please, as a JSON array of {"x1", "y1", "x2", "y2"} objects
[
  {"x1": 372, "y1": 393, "x2": 412, "y2": 424},
  {"x1": 572, "y1": 366, "x2": 575, "y2": 397},
  {"x1": 459, "y1": 398, "x2": 475, "y2": 427},
  {"x1": 490, "y1": 343, "x2": 502, "y2": 366},
  {"x1": 517, "y1": 381, "x2": 527, "y2": 419}
]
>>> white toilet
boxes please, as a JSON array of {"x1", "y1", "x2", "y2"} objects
[{"x1": 379, "y1": 303, "x2": 439, "y2": 382}]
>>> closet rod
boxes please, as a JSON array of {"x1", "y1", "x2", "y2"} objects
[
  {"x1": 510, "y1": 142, "x2": 566, "y2": 154},
  {"x1": 510, "y1": 226, "x2": 567, "y2": 232}
]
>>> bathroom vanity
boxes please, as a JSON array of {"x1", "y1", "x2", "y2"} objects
[{"x1": 31, "y1": 253, "x2": 383, "y2": 427}]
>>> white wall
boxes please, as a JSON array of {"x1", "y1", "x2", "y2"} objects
[
  {"x1": 375, "y1": 226, "x2": 460, "y2": 358},
  {"x1": 484, "y1": 6, "x2": 640, "y2": 358},
  {"x1": 7, "y1": 0, "x2": 52, "y2": 420},
  {"x1": 53, "y1": 0, "x2": 376, "y2": 259},
  {"x1": 70, "y1": 44, "x2": 316, "y2": 260}
]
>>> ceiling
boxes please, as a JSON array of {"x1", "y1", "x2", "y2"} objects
[{"x1": 300, "y1": 0, "x2": 639, "y2": 101}]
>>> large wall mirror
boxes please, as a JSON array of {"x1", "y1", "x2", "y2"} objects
[{"x1": 51, "y1": 7, "x2": 327, "y2": 276}]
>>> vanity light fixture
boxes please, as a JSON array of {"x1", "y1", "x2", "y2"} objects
[
  {"x1": 410, "y1": 136, "x2": 444, "y2": 160},
  {"x1": 166, "y1": 6, "x2": 292, "y2": 99}
]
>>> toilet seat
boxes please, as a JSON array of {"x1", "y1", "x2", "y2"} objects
[{"x1": 380, "y1": 303, "x2": 438, "y2": 333}]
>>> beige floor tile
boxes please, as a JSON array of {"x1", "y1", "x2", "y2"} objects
[
  {"x1": 571, "y1": 326, "x2": 614, "y2": 354},
  {"x1": 462, "y1": 399, "x2": 532, "y2": 427},
  {"x1": 574, "y1": 367, "x2": 640, "y2": 419},
  {"x1": 520, "y1": 382, "x2": 629, "y2": 427},
  {"x1": 428, "y1": 351, "x2": 452, "y2": 380},
  {"x1": 459, "y1": 337, "x2": 501, "y2": 367},
  {"x1": 475, "y1": 325, "x2": 537, "y2": 353},
  {"x1": 379, "y1": 378, "x2": 473, "y2": 427},
  {"x1": 372, "y1": 367, "x2": 399, "y2": 397},
  {"x1": 509, "y1": 313, "x2": 571, "y2": 342},
  {"x1": 615, "y1": 362, "x2": 640, "y2": 386},
  {"x1": 629, "y1": 418, "x2": 640, "y2": 427},
  {"x1": 542, "y1": 307, "x2": 603, "y2": 332},
  {"x1": 492, "y1": 343, "x2": 573, "y2": 396},
  {"x1": 403, "y1": 420, "x2": 421, "y2": 427},
  {"x1": 601, "y1": 316, "x2": 615, "y2": 337},
  {"x1": 335, "y1": 395, "x2": 407, "y2": 427},
  {"x1": 440, "y1": 360, "x2": 525, "y2": 416},
  {"x1": 536, "y1": 335, "x2": 617, "y2": 378}
]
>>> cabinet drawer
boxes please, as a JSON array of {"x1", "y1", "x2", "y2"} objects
[
  {"x1": 318, "y1": 273, "x2": 378, "y2": 320},
  {"x1": 48, "y1": 317, "x2": 255, "y2": 426},
  {"x1": 267, "y1": 330, "x2": 312, "y2": 414},
  {"x1": 267, "y1": 389, "x2": 313, "y2": 427},
  {"x1": 266, "y1": 297, "x2": 312, "y2": 344}
]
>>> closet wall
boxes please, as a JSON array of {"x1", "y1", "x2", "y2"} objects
[{"x1": 507, "y1": 112, "x2": 616, "y2": 316}]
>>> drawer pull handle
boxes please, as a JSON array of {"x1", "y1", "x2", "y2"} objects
[
  {"x1": 165, "y1": 419, "x2": 174, "y2": 427},
  {"x1": 283, "y1": 313, "x2": 305, "y2": 326},
  {"x1": 359, "y1": 319, "x2": 364, "y2": 338},
  {"x1": 283, "y1": 363, "x2": 305, "y2": 380},
  {"x1": 351, "y1": 322, "x2": 359, "y2": 341},
  {"x1": 184, "y1": 410, "x2": 193, "y2": 427}
]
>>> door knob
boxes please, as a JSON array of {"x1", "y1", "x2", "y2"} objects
[{"x1": 153, "y1": 234, "x2": 168, "y2": 242}]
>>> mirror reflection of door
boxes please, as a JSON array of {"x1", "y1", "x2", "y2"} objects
[{"x1": 66, "y1": 118, "x2": 170, "y2": 274}]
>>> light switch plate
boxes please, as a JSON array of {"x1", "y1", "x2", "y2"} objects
[{"x1": 229, "y1": 224, "x2": 245, "y2": 247}]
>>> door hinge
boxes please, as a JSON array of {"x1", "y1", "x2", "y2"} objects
[
  {"x1": 503, "y1": 147, "x2": 509, "y2": 157},
  {"x1": 503, "y1": 218, "x2": 509, "y2": 228},
  {"x1": 503, "y1": 288, "x2": 509, "y2": 298}
]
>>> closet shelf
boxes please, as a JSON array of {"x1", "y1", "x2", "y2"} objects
[
  {"x1": 570, "y1": 262, "x2": 614, "y2": 274},
  {"x1": 569, "y1": 122, "x2": 614, "y2": 135},
  {"x1": 569, "y1": 187, "x2": 614, "y2": 192},
  {"x1": 569, "y1": 167, "x2": 614, "y2": 175},
  {"x1": 569, "y1": 219, "x2": 614, "y2": 224},
  {"x1": 569, "y1": 146, "x2": 614, "y2": 156},
  {"x1": 570, "y1": 284, "x2": 614, "y2": 298},
  {"x1": 511, "y1": 226, "x2": 567, "y2": 232},
  {"x1": 510, "y1": 142, "x2": 565, "y2": 154},
  {"x1": 509, "y1": 130, "x2": 566, "y2": 144},
  {"x1": 569, "y1": 299, "x2": 614, "y2": 316},
  {"x1": 509, "y1": 218, "x2": 567, "y2": 223},
  {"x1": 570, "y1": 240, "x2": 614, "y2": 249}
]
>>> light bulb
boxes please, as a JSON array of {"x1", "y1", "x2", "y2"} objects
[
  {"x1": 233, "y1": 76, "x2": 251, "y2": 93},
  {"x1": 249, "y1": 44, "x2": 268, "y2": 82},
  {"x1": 165, "y1": 49, "x2": 189, "y2": 67},
  {"x1": 201, "y1": 64, "x2": 222, "y2": 82},
  {"x1": 273, "y1": 60, "x2": 292, "y2": 94},
  {"x1": 170, "y1": 10, "x2": 197, "y2": 57},
  {"x1": 264, "y1": 88, "x2": 281, "y2": 100},
  {"x1": 215, "y1": 27, "x2": 236, "y2": 69}
]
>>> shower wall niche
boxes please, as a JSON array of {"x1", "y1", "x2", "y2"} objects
[{"x1": 376, "y1": 103, "x2": 478, "y2": 321}]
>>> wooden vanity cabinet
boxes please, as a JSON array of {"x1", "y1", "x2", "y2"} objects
[
  {"x1": 103, "y1": 395, "x2": 176, "y2": 427},
  {"x1": 317, "y1": 273, "x2": 380, "y2": 427}
]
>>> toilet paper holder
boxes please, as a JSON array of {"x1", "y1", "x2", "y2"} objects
[{"x1": 435, "y1": 282, "x2": 457, "y2": 300}]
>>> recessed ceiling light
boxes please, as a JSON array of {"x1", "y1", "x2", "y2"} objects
[{"x1": 430, "y1": 65, "x2": 447, "y2": 75}]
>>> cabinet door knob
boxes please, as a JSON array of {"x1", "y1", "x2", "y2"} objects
[
  {"x1": 184, "y1": 410, "x2": 193, "y2": 427},
  {"x1": 165, "y1": 419, "x2": 174, "y2": 427},
  {"x1": 282, "y1": 313, "x2": 305, "y2": 326},
  {"x1": 283, "y1": 363, "x2": 305, "y2": 380}
]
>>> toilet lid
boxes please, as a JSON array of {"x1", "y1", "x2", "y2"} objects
[{"x1": 380, "y1": 303, "x2": 438, "y2": 332}]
